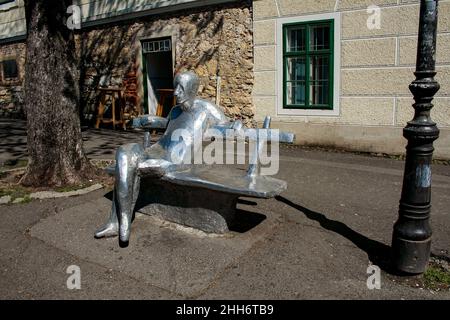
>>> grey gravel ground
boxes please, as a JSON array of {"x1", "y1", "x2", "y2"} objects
[{"x1": 1, "y1": 119, "x2": 450, "y2": 299}]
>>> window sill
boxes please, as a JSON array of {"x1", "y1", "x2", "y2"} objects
[
  {"x1": 0, "y1": 80, "x2": 21, "y2": 86},
  {"x1": 284, "y1": 106, "x2": 333, "y2": 110},
  {"x1": 278, "y1": 107, "x2": 339, "y2": 117}
]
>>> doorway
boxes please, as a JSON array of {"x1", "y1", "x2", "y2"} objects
[{"x1": 142, "y1": 37, "x2": 174, "y2": 116}]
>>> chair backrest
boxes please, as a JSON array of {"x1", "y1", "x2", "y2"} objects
[{"x1": 122, "y1": 72, "x2": 141, "y2": 115}]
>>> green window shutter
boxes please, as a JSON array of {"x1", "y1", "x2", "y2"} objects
[{"x1": 283, "y1": 20, "x2": 334, "y2": 110}]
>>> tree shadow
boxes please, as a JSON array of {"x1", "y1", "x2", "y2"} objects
[
  {"x1": 0, "y1": 119, "x2": 28, "y2": 162},
  {"x1": 275, "y1": 195, "x2": 400, "y2": 275},
  {"x1": 81, "y1": 126, "x2": 145, "y2": 157}
]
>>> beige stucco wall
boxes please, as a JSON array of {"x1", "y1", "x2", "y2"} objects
[
  {"x1": 0, "y1": 0, "x2": 26, "y2": 41},
  {"x1": 253, "y1": 0, "x2": 450, "y2": 158}
]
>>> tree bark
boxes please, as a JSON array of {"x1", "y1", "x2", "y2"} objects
[{"x1": 21, "y1": 0, "x2": 94, "y2": 187}]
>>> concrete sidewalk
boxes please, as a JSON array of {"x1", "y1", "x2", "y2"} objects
[{"x1": 1, "y1": 120, "x2": 450, "y2": 299}]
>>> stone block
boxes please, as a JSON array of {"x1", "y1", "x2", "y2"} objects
[
  {"x1": 342, "y1": 5, "x2": 419, "y2": 39},
  {"x1": 253, "y1": 95, "x2": 277, "y2": 120},
  {"x1": 339, "y1": 97, "x2": 394, "y2": 125},
  {"x1": 277, "y1": 0, "x2": 335, "y2": 16},
  {"x1": 253, "y1": 71, "x2": 276, "y2": 96},
  {"x1": 342, "y1": 38, "x2": 396, "y2": 67},
  {"x1": 254, "y1": 45, "x2": 276, "y2": 71},
  {"x1": 342, "y1": 66, "x2": 450, "y2": 96},
  {"x1": 399, "y1": 34, "x2": 450, "y2": 65},
  {"x1": 254, "y1": 0, "x2": 279, "y2": 20},
  {"x1": 342, "y1": 1, "x2": 450, "y2": 39},
  {"x1": 338, "y1": 0, "x2": 397, "y2": 10},
  {"x1": 253, "y1": 19, "x2": 276, "y2": 45},
  {"x1": 396, "y1": 97, "x2": 450, "y2": 127}
]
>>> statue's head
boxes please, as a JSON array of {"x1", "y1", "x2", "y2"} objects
[{"x1": 173, "y1": 71, "x2": 199, "y2": 110}]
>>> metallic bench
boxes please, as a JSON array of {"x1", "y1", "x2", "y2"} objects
[{"x1": 127, "y1": 116, "x2": 294, "y2": 233}]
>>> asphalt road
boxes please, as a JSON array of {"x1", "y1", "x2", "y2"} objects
[{"x1": 1, "y1": 118, "x2": 450, "y2": 299}]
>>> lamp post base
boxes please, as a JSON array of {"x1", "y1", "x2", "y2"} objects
[{"x1": 392, "y1": 236, "x2": 431, "y2": 274}]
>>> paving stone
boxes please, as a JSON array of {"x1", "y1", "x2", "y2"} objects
[{"x1": 30, "y1": 195, "x2": 281, "y2": 297}]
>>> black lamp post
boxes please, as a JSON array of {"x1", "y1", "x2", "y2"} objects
[{"x1": 392, "y1": 0, "x2": 440, "y2": 274}]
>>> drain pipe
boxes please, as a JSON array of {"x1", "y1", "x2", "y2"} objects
[{"x1": 215, "y1": 75, "x2": 221, "y2": 106}]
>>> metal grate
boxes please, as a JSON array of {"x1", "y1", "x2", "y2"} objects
[{"x1": 142, "y1": 39, "x2": 171, "y2": 53}]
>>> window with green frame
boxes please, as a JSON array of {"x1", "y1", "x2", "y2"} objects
[{"x1": 283, "y1": 20, "x2": 334, "y2": 109}]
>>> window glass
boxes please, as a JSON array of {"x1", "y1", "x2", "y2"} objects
[
  {"x1": 286, "y1": 57, "x2": 306, "y2": 105},
  {"x1": 286, "y1": 26, "x2": 306, "y2": 52},
  {"x1": 309, "y1": 56, "x2": 330, "y2": 105},
  {"x1": 310, "y1": 25, "x2": 330, "y2": 51}
]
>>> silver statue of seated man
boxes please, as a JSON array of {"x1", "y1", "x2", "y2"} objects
[{"x1": 95, "y1": 71, "x2": 229, "y2": 243}]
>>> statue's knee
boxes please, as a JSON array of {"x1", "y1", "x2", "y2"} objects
[{"x1": 116, "y1": 143, "x2": 143, "y2": 167}]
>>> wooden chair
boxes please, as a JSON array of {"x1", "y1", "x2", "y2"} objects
[
  {"x1": 95, "y1": 87, "x2": 125, "y2": 130},
  {"x1": 156, "y1": 89, "x2": 176, "y2": 117},
  {"x1": 122, "y1": 72, "x2": 141, "y2": 129}
]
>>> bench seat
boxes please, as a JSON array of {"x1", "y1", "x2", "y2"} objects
[{"x1": 162, "y1": 165, "x2": 286, "y2": 199}]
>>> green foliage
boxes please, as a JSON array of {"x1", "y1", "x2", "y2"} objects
[
  {"x1": 0, "y1": 185, "x2": 29, "y2": 200},
  {"x1": 1, "y1": 159, "x2": 28, "y2": 169},
  {"x1": 423, "y1": 265, "x2": 450, "y2": 290}
]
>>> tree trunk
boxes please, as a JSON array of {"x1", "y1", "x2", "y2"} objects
[{"x1": 21, "y1": 0, "x2": 94, "y2": 187}]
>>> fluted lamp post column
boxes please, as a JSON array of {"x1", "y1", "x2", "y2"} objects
[{"x1": 392, "y1": 0, "x2": 440, "y2": 274}]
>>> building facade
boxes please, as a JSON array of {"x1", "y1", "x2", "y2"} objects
[
  {"x1": 252, "y1": 0, "x2": 450, "y2": 158},
  {"x1": 0, "y1": 0, "x2": 255, "y2": 124},
  {"x1": 0, "y1": 0, "x2": 449, "y2": 158}
]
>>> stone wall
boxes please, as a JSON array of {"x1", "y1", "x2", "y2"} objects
[
  {"x1": 0, "y1": 41, "x2": 26, "y2": 118},
  {"x1": 253, "y1": 0, "x2": 450, "y2": 158},
  {"x1": 77, "y1": 0, "x2": 255, "y2": 126}
]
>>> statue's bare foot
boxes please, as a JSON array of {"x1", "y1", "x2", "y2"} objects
[{"x1": 94, "y1": 222, "x2": 119, "y2": 238}]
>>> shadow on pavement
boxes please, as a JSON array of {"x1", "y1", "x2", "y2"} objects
[
  {"x1": 102, "y1": 190, "x2": 267, "y2": 236},
  {"x1": 0, "y1": 119, "x2": 28, "y2": 163},
  {"x1": 0, "y1": 118, "x2": 150, "y2": 163},
  {"x1": 275, "y1": 195, "x2": 398, "y2": 275}
]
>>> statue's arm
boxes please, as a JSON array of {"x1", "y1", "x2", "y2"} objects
[{"x1": 204, "y1": 102, "x2": 227, "y2": 125}]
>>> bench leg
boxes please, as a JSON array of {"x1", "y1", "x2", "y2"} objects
[{"x1": 137, "y1": 181, "x2": 238, "y2": 233}]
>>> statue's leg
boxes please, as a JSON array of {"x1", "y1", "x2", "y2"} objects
[
  {"x1": 131, "y1": 170, "x2": 141, "y2": 213},
  {"x1": 94, "y1": 143, "x2": 143, "y2": 242},
  {"x1": 115, "y1": 143, "x2": 144, "y2": 243}
]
